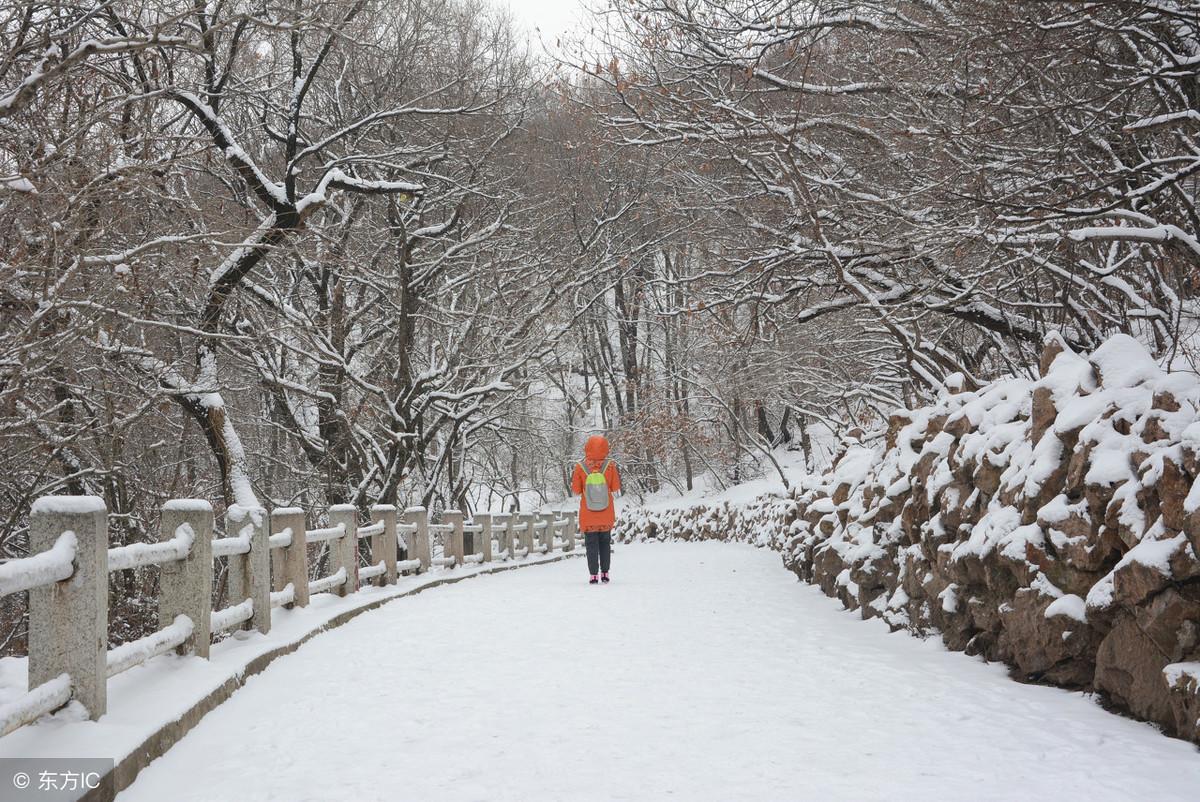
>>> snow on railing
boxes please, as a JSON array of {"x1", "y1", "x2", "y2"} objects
[
  {"x1": 357, "y1": 522, "x2": 385, "y2": 539},
  {"x1": 0, "y1": 531, "x2": 76, "y2": 596},
  {"x1": 0, "y1": 674, "x2": 71, "y2": 738},
  {"x1": 268, "y1": 528, "x2": 293, "y2": 549},
  {"x1": 270, "y1": 583, "x2": 295, "y2": 609},
  {"x1": 305, "y1": 523, "x2": 345, "y2": 543},
  {"x1": 108, "y1": 523, "x2": 194, "y2": 572},
  {"x1": 211, "y1": 599, "x2": 254, "y2": 634},
  {"x1": 106, "y1": 615, "x2": 194, "y2": 678},
  {"x1": 358, "y1": 561, "x2": 386, "y2": 581},
  {"x1": 308, "y1": 567, "x2": 347, "y2": 596},
  {"x1": 211, "y1": 532, "x2": 251, "y2": 558},
  {"x1": 3, "y1": 495, "x2": 577, "y2": 739}
]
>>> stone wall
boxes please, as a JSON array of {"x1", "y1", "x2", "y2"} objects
[{"x1": 616, "y1": 333, "x2": 1200, "y2": 744}]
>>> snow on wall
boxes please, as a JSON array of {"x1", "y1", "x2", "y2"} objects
[{"x1": 615, "y1": 332, "x2": 1200, "y2": 745}]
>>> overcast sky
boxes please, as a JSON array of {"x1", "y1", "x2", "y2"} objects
[{"x1": 503, "y1": 0, "x2": 588, "y2": 42}]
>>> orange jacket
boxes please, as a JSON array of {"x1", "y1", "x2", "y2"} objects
[{"x1": 571, "y1": 435, "x2": 621, "y2": 532}]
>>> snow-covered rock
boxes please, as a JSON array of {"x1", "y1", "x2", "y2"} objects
[{"x1": 617, "y1": 332, "x2": 1200, "y2": 745}]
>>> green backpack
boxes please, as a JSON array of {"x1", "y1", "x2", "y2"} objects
[{"x1": 580, "y1": 460, "x2": 612, "y2": 512}]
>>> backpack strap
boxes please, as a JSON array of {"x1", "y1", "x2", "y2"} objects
[{"x1": 580, "y1": 459, "x2": 611, "y2": 476}]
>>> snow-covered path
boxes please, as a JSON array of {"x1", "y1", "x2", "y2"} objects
[{"x1": 118, "y1": 542, "x2": 1200, "y2": 802}]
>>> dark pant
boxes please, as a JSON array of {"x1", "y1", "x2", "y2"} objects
[{"x1": 585, "y1": 531, "x2": 611, "y2": 575}]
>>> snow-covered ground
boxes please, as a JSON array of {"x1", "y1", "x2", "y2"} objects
[
  {"x1": 118, "y1": 542, "x2": 1200, "y2": 802},
  {"x1": 630, "y1": 448, "x2": 814, "y2": 512},
  {"x1": 0, "y1": 552, "x2": 572, "y2": 772}
]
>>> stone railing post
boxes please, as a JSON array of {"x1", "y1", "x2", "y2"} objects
[
  {"x1": 404, "y1": 507, "x2": 430, "y2": 572},
  {"x1": 539, "y1": 512, "x2": 557, "y2": 553},
  {"x1": 371, "y1": 505, "x2": 398, "y2": 585},
  {"x1": 463, "y1": 512, "x2": 478, "y2": 556},
  {"x1": 442, "y1": 510, "x2": 465, "y2": 566},
  {"x1": 226, "y1": 506, "x2": 271, "y2": 634},
  {"x1": 28, "y1": 496, "x2": 108, "y2": 720},
  {"x1": 271, "y1": 507, "x2": 308, "y2": 608},
  {"x1": 493, "y1": 513, "x2": 512, "y2": 558},
  {"x1": 475, "y1": 514, "x2": 493, "y2": 563},
  {"x1": 562, "y1": 510, "x2": 578, "y2": 551},
  {"x1": 159, "y1": 500, "x2": 214, "y2": 657},
  {"x1": 519, "y1": 512, "x2": 536, "y2": 555},
  {"x1": 327, "y1": 505, "x2": 359, "y2": 596}
]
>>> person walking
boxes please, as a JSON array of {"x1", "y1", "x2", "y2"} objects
[{"x1": 571, "y1": 434, "x2": 621, "y2": 584}]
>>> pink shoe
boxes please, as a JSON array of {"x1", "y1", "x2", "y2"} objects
[
  {"x1": 601, "y1": 573, "x2": 610, "y2": 584},
  {"x1": 589, "y1": 575, "x2": 599, "y2": 585}
]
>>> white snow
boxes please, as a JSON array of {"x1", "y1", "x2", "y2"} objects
[
  {"x1": 209, "y1": 599, "x2": 254, "y2": 634},
  {"x1": 1086, "y1": 569, "x2": 1117, "y2": 610},
  {"x1": 106, "y1": 616, "x2": 194, "y2": 678},
  {"x1": 225, "y1": 503, "x2": 265, "y2": 528},
  {"x1": 306, "y1": 567, "x2": 347, "y2": 595},
  {"x1": 358, "y1": 561, "x2": 387, "y2": 580},
  {"x1": 107, "y1": 524, "x2": 194, "y2": 572},
  {"x1": 0, "y1": 531, "x2": 76, "y2": 595},
  {"x1": 1045, "y1": 594, "x2": 1088, "y2": 623},
  {"x1": 939, "y1": 582, "x2": 959, "y2": 613},
  {"x1": 356, "y1": 521, "x2": 385, "y2": 538},
  {"x1": 210, "y1": 532, "x2": 251, "y2": 558},
  {"x1": 269, "y1": 584, "x2": 295, "y2": 609},
  {"x1": 303, "y1": 524, "x2": 344, "y2": 543},
  {"x1": 267, "y1": 529, "x2": 293, "y2": 549},
  {"x1": 1114, "y1": 532, "x2": 1188, "y2": 576},
  {"x1": 1164, "y1": 662, "x2": 1200, "y2": 686},
  {"x1": 114, "y1": 543, "x2": 1200, "y2": 802},
  {"x1": 1186, "y1": 471, "x2": 1200, "y2": 516},
  {"x1": 30, "y1": 495, "x2": 106, "y2": 514},
  {"x1": 1087, "y1": 334, "x2": 1162, "y2": 388},
  {"x1": 162, "y1": 499, "x2": 212, "y2": 513},
  {"x1": 625, "y1": 448, "x2": 821, "y2": 514},
  {"x1": 0, "y1": 674, "x2": 70, "y2": 739},
  {"x1": 0, "y1": 551, "x2": 572, "y2": 770}
]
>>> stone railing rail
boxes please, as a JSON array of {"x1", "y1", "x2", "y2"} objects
[{"x1": 0, "y1": 496, "x2": 577, "y2": 737}]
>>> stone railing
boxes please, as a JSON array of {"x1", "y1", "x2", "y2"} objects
[{"x1": 0, "y1": 497, "x2": 577, "y2": 737}]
